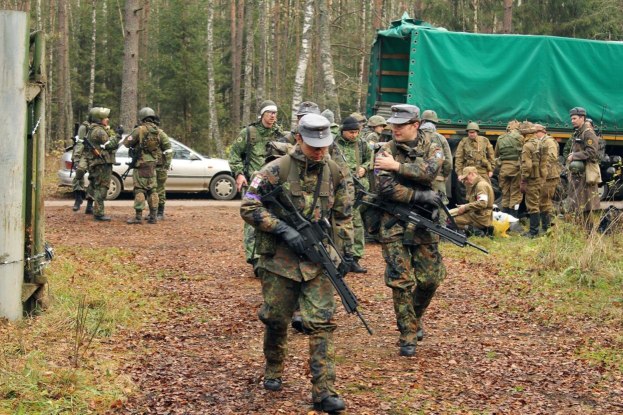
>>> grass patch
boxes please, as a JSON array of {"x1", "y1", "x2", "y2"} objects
[{"x1": 0, "y1": 246, "x2": 158, "y2": 414}]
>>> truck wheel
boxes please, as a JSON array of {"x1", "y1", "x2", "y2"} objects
[
  {"x1": 106, "y1": 174, "x2": 122, "y2": 200},
  {"x1": 209, "y1": 174, "x2": 237, "y2": 200}
]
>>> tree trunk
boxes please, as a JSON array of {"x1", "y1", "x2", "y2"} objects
[
  {"x1": 120, "y1": 0, "x2": 140, "y2": 129},
  {"x1": 88, "y1": 0, "x2": 97, "y2": 109},
  {"x1": 138, "y1": 0, "x2": 150, "y2": 107},
  {"x1": 356, "y1": 1, "x2": 368, "y2": 113},
  {"x1": 290, "y1": 0, "x2": 315, "y2": 129},
  {"x1": 241, "y1": 1, "x2": 255, "y2": 126},
  {"x1": 231, "y1": 0, "x2": 244, "y2": 129},
  {"x1": 206, "y1": 0, "x2": 224, "y2": 158},
  {"x1": 472, "y1": 0, "x2": 479, "y2": 33},
  {"x1": 256, "y1": 0, "x2": 268, "y2": 103},
  {"x1": 57, "y1": 0, "x2": 73, "y2": 145},
  {"x1": 373, "y1": 0, "x2": 383, "y2": 30},
  {"x1": 318, "y1": 0, "x2": 339, "y2": 118},
  {"x1": 503, "y1": 0, "x2": 513, "y2": 34}
]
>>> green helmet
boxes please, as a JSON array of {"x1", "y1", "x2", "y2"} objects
[
  {"x1": 568, "y1": 160, "x2": 586, "y2": 174},
  {"x1": 89, "y1": 107, "x2": 111, "y2": 123},
  {"x1": 422, "y1": 110, "x2": 439, "y2": 123},
  {"x1": 138, "y1": 107, "x2": 157, "y2": 121},
  {"x1": 466, "y1": 121, "x2": 480, "y2": 132},
  {"x1": 367, "y1": 115, "x2": 387, "y2": 127}
]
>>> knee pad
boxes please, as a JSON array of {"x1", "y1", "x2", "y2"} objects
[
  {"x1": 135, "y1": 192, "x2": 146, "y2": 203},
  {"x1": 74, "y1": 169, "x2": 86, "y2": 180}
]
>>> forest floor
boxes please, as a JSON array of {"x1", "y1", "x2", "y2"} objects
[{"x1": 41, "y1": 204, "x2": 623, "y2": 415}]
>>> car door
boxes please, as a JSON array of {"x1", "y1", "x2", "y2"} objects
[{"x1": 167, "y1": 141, "x2": 209, "y2": 191}]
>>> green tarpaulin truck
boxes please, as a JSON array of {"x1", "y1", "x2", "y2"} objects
[{"x1": 366, "y1": 14, "x2": 623, "y2": 151}]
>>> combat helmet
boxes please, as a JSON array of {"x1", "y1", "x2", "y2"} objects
[
  {"x1": 89, "y1": 107, "x2": 111, "y2": 123},
  {"x1": 421, "y1": 110, "x2": 439, "y2": 123},
  {"x1": 506, "y1": 120, "x2": 520, "y2": 131},
  {"x1": 465, "y1": 121, "x2": 480, "y2": 132},
  {"x1": 138, "y1": 107, "x2": 157, "y2": 122},
  {"x1": 297, "y1": 101, "x2": 320, "y2": 116},
  {"x1": 367, "y1": 115, "x2": 387, "y2": 127},
  {"x1": 518, "y1": 121, "x2": 537, "y2": 135}
]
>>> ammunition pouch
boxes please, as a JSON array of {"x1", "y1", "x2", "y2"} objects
[
  {"x1": 255, "y1": 230, "x2": 277, "y2": 256},
  {"x1": 138, "y1": 162, "x2": 156, "y2": 178}
]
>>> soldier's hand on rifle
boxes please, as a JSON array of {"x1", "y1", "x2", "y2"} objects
[
  {"x1": 235, "y1": 174, "x2": 248, "y2": 192},
  {"x1": 412, "y1": 189, "x2": 442, "y2": 207},
  {"x1": 274, "y1": 220, "x2": 305, "y2": 255},
  {"x1": 374, "y1": 151, "x2": 400, "y2": 172}
]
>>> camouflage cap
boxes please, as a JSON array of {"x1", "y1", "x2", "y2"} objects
[
  {"x1": 462, "y1": 166, "x2": 479, "y2": 176},
  {"x1": 387, "y1": 104, "x2": 420, "y2": 125},
  {"x1": 297, "y1": 101, "x2": 321, "y2": 116},
  {"x1": 569, "y1": 107, "x2": 587, "y2": 117},
  {"x1": 367, "y1": 115, "x2": 387, "y2": 127},
  {"x1": 298, "y1": 114, "x2": 333, "y2": 147},
  {"x1": 350, "y1": 112, "x2": 367, "y2": 124}
]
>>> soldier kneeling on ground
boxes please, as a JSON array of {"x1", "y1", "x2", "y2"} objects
[{"x1": 449, "y1": 166, "x2": 495, "y2": 237}]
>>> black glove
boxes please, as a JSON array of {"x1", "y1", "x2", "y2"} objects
[
  {"x1": 412, "y1": 189, "x2": 441, "y2": 206},
  {"x1": 115, "y1": 125, "x2": 124, "y2": 136},
  {"x1": 274, "y1": 221, "x2": 305, "y2": 255}
]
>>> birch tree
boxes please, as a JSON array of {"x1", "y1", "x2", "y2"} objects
[
  {"x1": 318, "y1": 0, "x2": 340, "y2": 118},
  {"x1": 290, "y1": 0, "x2": 315, "y2": 129},
  {"x1": 88, "y1": 0, "x2": 96, "y2": 108},
  {"x1": 241, "y1": 2, "x2": 255, "y2": 126},
  {"x1": 120, "y1": 0, "x2": 140, "y2": 129},
  {"x1": 57, "y1": 0, "x2": 73, "y2": 144},
  {"x1": 206, "y1": 0, "x2": 224, "y2": 157}
]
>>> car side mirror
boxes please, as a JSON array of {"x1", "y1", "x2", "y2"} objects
[{"x1": 190, "y1": 153, "x2": 201, "y2": 161}]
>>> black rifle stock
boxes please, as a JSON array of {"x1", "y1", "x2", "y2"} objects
[
  {"x1": 353, "y1": 181, "x2": 488, "y2": 254},
  {"x1": 69, "y1": 122, "x2": 80, "y2": 178},
  {"x1": 261, "y1": 185, "x2": 373, "y2": 335}
]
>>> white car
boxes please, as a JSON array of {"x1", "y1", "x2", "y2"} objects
[{"x1": 58, "y1": 137, "x2": 237, "y2": 200}]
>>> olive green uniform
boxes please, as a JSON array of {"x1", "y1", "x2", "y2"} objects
[
  {"x1": 155, "y1": 131, "x2": 173, "y2": 212},
  {"x1": 240, "y1": 145, "x2": 353, "y2": 404},
  {"x1": 568, "y1": 122, "x2": 600, "y2": 213},
  {"x1": 330, "y1": 134, "x2": 371, "y2": 260},
  {"x1": 229, "y1": 122, "x2": 286, "y2": 263},
  {"x1": 520, "y1": 135, "x2": 544, "y2": 214},
  {"x1": 494, "y1": 129, "x2": 523, "y2": 213},
  {"x1": 375, "y1": 132, "x2": 446, "y2": 348},
  {"x1": 539, "y1": 134, "x2": 561, "y2": 216},
  {"x1": 453, "y1": 175, "x2": 494, "y2": 229},
  {"x1": 72, "y1": 122, "x2": 90, "y2": 193},
  {"x1": 84, "y1": 124, "x2": 119, "y2": 217},
  {"x1": 454, "y1": 134, "x2": 495, "y2": 185}
]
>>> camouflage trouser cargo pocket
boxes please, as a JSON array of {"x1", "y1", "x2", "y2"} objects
[{"x1": 138, "y1": 163, "x2": 155, "y2": 178}]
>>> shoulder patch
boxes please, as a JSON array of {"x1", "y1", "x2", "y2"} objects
[
  {"x1": 587, "y1": 139, "x2": 593, "y2": 146},
  {"x1": 250, "y1": 175, "x2": 263, "y2": 189},
  {"x1": 435, "y1": 150, "x2": 444, "y2": 159}
]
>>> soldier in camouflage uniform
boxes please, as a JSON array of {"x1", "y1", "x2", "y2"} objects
[
  {"x1": 420, "y1": 110, "x2": 452, "y2": 200},
  {"x1": 452, "y1": 167, "x2": 494, "y2": 233},
  {"x1": 519, "y1": 122, "x2": 546, "y2": 237},
  {"x1": 321, "y1": 108, "x2": 340, "y2": 138},
  {"x1": 82, "y1": 107, "x2": 119, "y2": 221},
  {"x1": 71, "y1": 116, "x2": 91, "y2": 211},
  {"x1": 455, "y1": 122, "x2": 495, "y2": 194},
  {"x1": 566, "y1": 107, "x2": 601, "y2": 221},
  {"x1": 282, "y1": 101, "x2": 322, "y2": 145},
  {"x1": 374, "y1": 104, "x2": 446, "y2": 357},
  {"x1": 240, "y1": 114, "x2": 353, "y2": 414},
  {"x1": 362, "y1": 115, "x2": 387, "y2": 146},
  {"x1": 494, "y1": 120, "x2": 524, "y2": 216},
  {"x1": 535, "y1": 124, "x2": 560, "y2": 232},
  {"x1": 152, "y1": 115, "x2": 173, "y2": 220},
  {"x1": 124, "y1": 107, "x2": 172, "y2": 224},
  {"x1": 330, "y1": 116, "x2": 370, "y2": 273},
  {"x1": 229, "y1": 100, "x2": 286, "y2": 271}
]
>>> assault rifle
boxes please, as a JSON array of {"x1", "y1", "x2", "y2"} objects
[
  {"x1": 262, "y1": 185, "x2": 373, "y2": 335},
  {"x1": 83, "y1": 133, "x2": 106, "y2": 162},
  {"x1": 353, "y1": 179, "x2": 488, "y2": 254},
  {"x1": 69, "y1": 122, "x2": 80, "y2": 177},
  {"x1": 121, "y1": 146, "x2": 140, "y2": 180}
]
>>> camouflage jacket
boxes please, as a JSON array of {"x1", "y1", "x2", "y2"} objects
[
  {"x1": 240, "y1": 145, "x2": 354, "y2": 282},
  {"x1": 455, "y1": 135, "x2": 495, "y2": 174},
  {"x1": 330, "y1": 134, "x2": 372, "y2": 188},
  {"x1": 229, "y1": 122, "x2": 286, "y2": 179},
  {"x1": 542, "y1": 134, "x2": 561, "y2": 180},
  {"x1": 125, "y1": 121, "x2": 172, "y2": 167},
  {"x1": 375, "y1": 132, "x2": 444, "y2": 244},
  {"x1": 421, "y1": 127, "x2": 453, "y2": 179},
  {"x1": 84, "y1": 123, "x2": 118, "y2": 166},
  {"x1": 463, "y1": 175, "x2": 494, "y2": 227}
]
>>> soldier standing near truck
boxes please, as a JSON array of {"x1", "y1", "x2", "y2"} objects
[
  {"x1": 455, "y1": 122, "x2": 495, "y2": 196},
  {"x1": 71, "y1": 116, "x2": 91, "y2": 212},
  {"x1": 519, "y1": 121, "x2": 546, "y2": 238},
  {"x1": 494, "y1": 120, "x2": 523, "y2": 217},
  {"x1": 374, "y1": 104, "x2": 446, "y2": 358},
  {"x1": 420, "y1": 110, "x2": 452, "y2": 201},
  {"x1": 240, "y1": 114, "x2": 353, "y2": 413},
  {"x1": 535, "y1": 124, "x2": 561, "y2": 232}
]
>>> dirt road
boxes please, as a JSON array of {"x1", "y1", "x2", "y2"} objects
[{"x1": 45, "y1": 205, "x2": 622, "y2": 414}]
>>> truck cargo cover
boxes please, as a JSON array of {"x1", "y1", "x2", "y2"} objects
[{"x1": 374, "y1": 15, "x2": 623, "y2": 132}]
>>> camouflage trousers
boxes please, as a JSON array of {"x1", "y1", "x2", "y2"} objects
[
  {"x1": 539, "y1": 177, "x2": 560, "y2": 214},
  {"x1": 381, "y1": 240, "x2": 446, "y2": 347},
  {"x1": 87, "y1": 163, "x2": 112, "y2": 216},
  {"x1": 243, "y1": 222, "x2": 258, "y2": 263},
  {"x1": 352, "y1": 207, "x2": 365, "y2": 259},
  {"x1": 524, "y1": 178, "x2": 543, "y2": 214},
  {"x1": 72, "y1": 174, "x2": 86, "y2": 192},
  {"x1": 258, "y1": 269, "x2": 337, "y2": 403},
  {"x1": 132, "y1": 167, "x2": 158, "y2": 211},
  {"x1": 499, "y1": 173, "x2": 522, "y2": 210},
  {"x1": 156, "y1": 167, "x2": 168, "y2": 209}
]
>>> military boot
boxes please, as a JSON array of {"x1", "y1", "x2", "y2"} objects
[
  {"x1": 522, "y1": 213, "x2": 540, "y2": 238},
  {"x1": 127, "y1": 210, "x2": 143, "y2": 224},
  {"x1": 540, "y1": 212, "x2": 551, "y2": 233},
  {"x1": 157, "y1": 205, "x2": 165, "y2": 221},
  {"x1": 399, "y1": 343, "x2": 416, "y2": 357},
  {"x1": 416, "y1": 317, "x2": 425, "y2": 341},
  {"x1": 263, "y1": 378, "x2": 282, "y2": 391},
  {"x1": 148, "y1": 208, "x2": 158, "y2": 224},
  {"x1": 84, "y1": 199, "x2": 94, "y2": 214},
  {"x1": 349, "y1": 258, "x2": 367, "y2": 273},
  {"x1": 313, "y1": 395, "x2": 346, "y2": 413},
  {"x1": 291, "y1": 314, "x2": 305, "y2": 334},
  {"x1": 72, "y1": 191, "x2": 84, "y2": 211},
  {"x1": 94, "y1": 214, "x2": 111, "y2": 222}
]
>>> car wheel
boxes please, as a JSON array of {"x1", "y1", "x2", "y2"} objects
[
  {"x1": 106, "y1": 174, "x2": 122, "y2": 200},
  {"x1": 209, "y1": 174, "x2": 237, "y2": 200}
]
